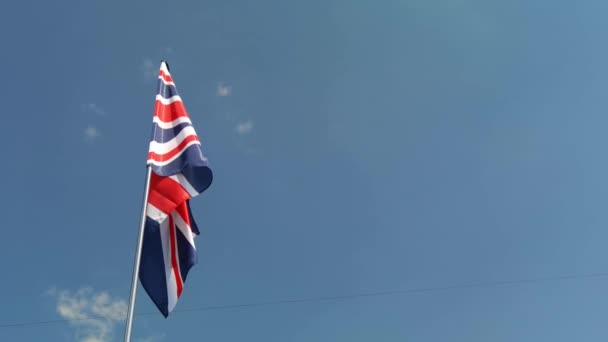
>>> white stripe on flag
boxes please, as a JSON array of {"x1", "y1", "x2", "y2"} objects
[
  {"x1": 158, "y1": 76, "x2": 175, "y2": 87},
  {"x1": 147, "y1": 140, "x2": 202, "y2": 166},
  {"x1": 160, "y1": 62, "x2": 171, "y2": 75},
  {"x1": 156, "y1": 94, "x2": 182, "y2": 105},
  {"x1": 148, "y1": 126, "x2": 198, "y2": 154},
  {"x1": 146, "y1": 203, "x2": 168, "y2": 223},
  {"x1": 171, "y1": 211, "x2": 196, "y2": 248},
  {"x1": 169, "y1": 174, "x2": 199, "y2": 197},
  {"x1": 153, "y1": 116, "x2": 192, "y2": 129}
]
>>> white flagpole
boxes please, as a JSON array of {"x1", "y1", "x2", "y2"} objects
[{"x1": 123, "y1": 165, "x2": 153, "y2": 342}]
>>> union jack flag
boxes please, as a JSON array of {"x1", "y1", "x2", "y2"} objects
[{"x1": 139, "y1": 61, "x2": 213, "y2": 317}]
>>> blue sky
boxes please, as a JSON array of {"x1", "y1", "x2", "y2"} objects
[{"x1": 2, "y1": 0, "x2": 608, "y2": 341}]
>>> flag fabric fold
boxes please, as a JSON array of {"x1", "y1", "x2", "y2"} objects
[{"x1": 139, "y1": 61, "x2": 213, "y2": 317}]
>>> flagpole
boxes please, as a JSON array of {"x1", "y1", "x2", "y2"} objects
[{"x1": 123, "y1": 165, "x2": 153, "y2": 342}]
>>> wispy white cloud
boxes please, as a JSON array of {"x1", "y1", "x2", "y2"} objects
[
  {"x1": 48, "y1": 287, "x2": 127, "y2": 342},
  {"x1": 235, "y1": 119, "x2": 254, "y2": 135},
  {"x1": 84, "y1": 125, "x2": 100, "y2": 143},
  {"x1": 82, "y1": 103, "x2": 108, "y2": 116},
  {"x1": 217, "y1": 83, "x2": 231, "y2": 97},
  {"x1": 137, "y1": 334, "x2": 166, "y2": 342},
  {"x1": 142, "y1": 58, "x2": 157, "y2": 81}
]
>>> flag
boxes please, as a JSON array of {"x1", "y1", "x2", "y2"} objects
[{"x1": 139, "y1": 61, "x2": 213, "y2": 317}]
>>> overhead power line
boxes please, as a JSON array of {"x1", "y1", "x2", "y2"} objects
[{"x1": 2, "y1": 271, "x2": 608, "y2": 329}]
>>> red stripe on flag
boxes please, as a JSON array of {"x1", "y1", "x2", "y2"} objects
[
  {"x1": 168, "y1": 215, "x2": 184, "y2": 297},
  {"x1": 153, "y1": 100, "x2": 189, "y2": 123},
  {"x1": 159, "y1": 70, "x2": 174, "y2": 83},
  {"x1": 147, "y1": 173, "x2": 192, "y2": 214},
  {"x1": 174, "y1": 202, "x2": 195, "y2": 232},
  {"x1": 147, "y1": 135, "x2": 200, "y2": 163},
  {"x1": 147, "y1": 191, "x2": 175, "y2": 215}
]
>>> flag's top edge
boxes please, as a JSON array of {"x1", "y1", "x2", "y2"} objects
[{"x1": 160, "y1": 61, "x2": 171, "y2": 74}]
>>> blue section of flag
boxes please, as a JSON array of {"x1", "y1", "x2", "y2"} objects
[
  {"x1": 176, "y1": 228, "x2": 197, "y2": 282},
  {"x1": 151, "y1": 122, "x2": 192, "y2": 143},
  {"x1": 157, "y1": 82, "x2": 178, "y2": 99},
  {"x1": 186, "y1": 200, "x2": 199, "y2": 235},
  {"x1": 140, "y1": 218, "x2": 170, "y2": 318},
  {"x1": 153, "y1": 145, "x2": 212, "y2": 178},
  {"x1": 181, "y1": 165, "x2": 213, "y2": 194}
]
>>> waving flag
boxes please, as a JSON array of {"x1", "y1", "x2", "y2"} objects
[{"x1": 139, "y1": 61, "x2": 213, "y2": 317}]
